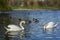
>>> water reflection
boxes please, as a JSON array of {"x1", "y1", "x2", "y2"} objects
[
  {"x1": 0, "y1": 10, "x2": 60, "y2": 40},
  {"x1": 5, "y1": 30, "x2": 31, "y2": 40}
]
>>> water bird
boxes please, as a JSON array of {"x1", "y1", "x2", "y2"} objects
[
  {"x1": 5, "y1": 21, "x2": 25, "y2": 32},
  {"x1": 33, "y1": 18, "x2": 39, "y2": 23},
  {"x1": 43, "y1": 21, "x2": 57, "y2": 31}
]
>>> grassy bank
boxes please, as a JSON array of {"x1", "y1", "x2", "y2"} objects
[{"x1": 12, "y1": 6, "x2": 60, "y2": 10}]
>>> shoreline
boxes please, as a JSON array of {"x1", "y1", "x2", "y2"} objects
[
  {"x1": 12, "y1": 6, "x2": 60, "y2": 10},
  {"x1": 13, "y1": 8, "x2": 60, "y2": 10}
]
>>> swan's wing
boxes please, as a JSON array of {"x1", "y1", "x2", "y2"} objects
[{"x1": 8, "y1": 25, "x2": 20, "y2": 29}]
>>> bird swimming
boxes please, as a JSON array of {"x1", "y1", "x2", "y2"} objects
[
  {"x1": 5, "y1": 21, "x2": 25, "y2": 32},
  {"x1": 43, "y1": 21, "x2": 57, "y2": 31}
]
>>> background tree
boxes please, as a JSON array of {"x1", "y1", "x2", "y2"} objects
[
  {"x1": 33, "y1": 0, "x2": 39, "y2": 7},
  {"x1": 0, "y1": 0, "x2": 12, "y2": 12},
  {"x1": 57, "y1": 0, "x2": 60, "y2": 6},
  {"x1": 27, "y1": 0, "x2": 31, "y2": 6}
]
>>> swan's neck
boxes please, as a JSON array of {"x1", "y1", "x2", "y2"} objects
[
  {"x1": 20, "y1": 23, "x2": 24, "y2": 30},
  {"x1": 20, "y1": 21, "x2": 25, "y2": 30},
  {"x1": 43, "y1": 25, "x2": 46, "y2": 31}
]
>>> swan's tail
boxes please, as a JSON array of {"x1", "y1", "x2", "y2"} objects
[{"x1": 4, "y1": 27, "x2": 9, "y2": 31}]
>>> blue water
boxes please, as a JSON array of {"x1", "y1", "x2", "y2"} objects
[{"x1": 0, "y1": 10, "x2": 60, "y2": 40}]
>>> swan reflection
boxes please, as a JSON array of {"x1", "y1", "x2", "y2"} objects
[
  {"x1": 5, "y1": 31, "x2": 23, "y2": 39},
  {"x1": 5, "y1": 31, "x2": 30, "y2": 40}
]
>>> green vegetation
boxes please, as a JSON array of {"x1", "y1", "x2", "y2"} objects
[
  {"x1": 12, "y1": 6, "x2": 60, "y2": 10},
  {"x1": 10, "y1": 0, "x2": 60, "y2": 10},
  {"x1": 0, "y1": 0, "x2": 60, "y2": 10},
  {"x1": 0, "y1": 13, "x2": 10, "y2": 25},
  {"x1": 0, "y1": 0, "x2": 12, "y2": 12}
]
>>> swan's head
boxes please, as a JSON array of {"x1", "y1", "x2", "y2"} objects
[
  {"x1": 20, "y1": 21, "x2": 25, "y2": 25},
  {"x1": 20, "y1": 21, "x2": 26, "y2": 29}
]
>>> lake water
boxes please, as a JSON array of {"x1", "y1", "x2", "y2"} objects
[{"x1": 0, "y1": 10, "x2": 60, "y2": 40}]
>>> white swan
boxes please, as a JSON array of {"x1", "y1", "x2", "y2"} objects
[
  {"x1": 43, "y1": 21, "x2": 57, "y2": 31},
  {"x1": 5, "y1": 21, "x2": 25, "y2": 32}
]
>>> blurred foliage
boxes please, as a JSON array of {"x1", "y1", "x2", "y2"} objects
[
  {"x1": 0, "y1": 13, "x2": 10, "y2": 26},
  {"x1": 0, "y1": 0, "x2": 12, "y2": 12},
  {"x1": 9, "y1": 0, "x2": 60, "y2": 9}
]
